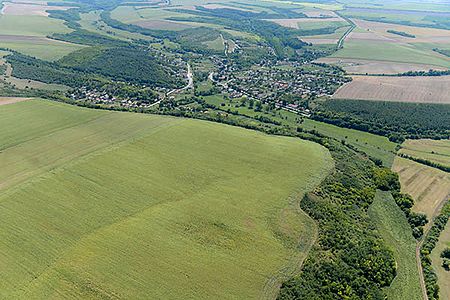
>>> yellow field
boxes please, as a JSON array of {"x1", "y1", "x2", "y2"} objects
[
  {"x1": 333, "y1": 75, "x2": 450, "y2": 104},
  {"x1": 392, "y1": 157, "x2": 450, "y2": 221}
]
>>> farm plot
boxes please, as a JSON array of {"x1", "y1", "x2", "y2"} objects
[
  {"x1": 392, "y1": 157, "x2": 450, "y2": 221},
  {"x1": 328, "y1": 18, "x2": 450, "y2": 72},
  {"x1": 333, "y1": 75, "x2": 450, "y2": 104},
  {"x1": 400, "y1": 139, "x2": 450, "y2": 167},
  {"x1": 0, "y1": 99, "x2": 332, "y2": 299},
  {"x1": 1, "y1": 1, "x2": 73, "y2": 17},
  {"x1": 316, "y1": 57, "x2": 447, "y2": 74}
]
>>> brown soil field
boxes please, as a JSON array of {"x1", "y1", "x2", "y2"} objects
[
  {"x1": 0, "y1": 97, "x2": 32, "y2": 106},
  {"x1": 400, "y1": 139, "x2": 450, "y2": 167},
  {"x1": 316, "y1": 57, "x2": 447, "y2": 74},
  {"x1": 353, "y1": 19, "x2": 450, "y2": 44},
  {"x1": 1, "y1": 2, "x2": 73, "y2": 16},
  {"x1": 392, "y1": 157, "x2": 450, "y2": 222},
  {"x1": 333, "y1": 75, "x2": 450, "y2": 103},
  {"x1": 134, "y1": 20, "x2": 193, "y2": 31}
]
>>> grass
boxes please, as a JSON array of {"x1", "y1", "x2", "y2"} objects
[
  {"x1": 0, "y1": 99, "x2": 333, "y2": 299},
  {"x1": 203, "y1": 35, "x2": 224, "y2": 51},
  {"x1": 331, "y1": 40, "x2": 450, "y2": 68},
  {"x1": 0, "y1": 40, "x2": 84, "y2": 61},
  {"x1": 0, "y1": 15, "x2": 72, "y2": 37},
  {"x1": 400, "y1": 139, "x2": 450, "y2": 168},
  {"x1": 369, "y1": 190, "x2": 422, "y2": 300},
  {"x1": 202, "y1": 94, "x2": 396, "y2": 166},
  {"x1": 430, "y1": 222, "x2": 450, "y2": 300}
]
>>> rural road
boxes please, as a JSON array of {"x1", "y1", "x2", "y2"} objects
[{"x1": 149, "y1": 63, "x2": 193, "y2": 107}]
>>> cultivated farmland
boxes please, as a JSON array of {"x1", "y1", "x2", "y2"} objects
[
  {"x1": 400, "y1": 139, "x2": 450, "y2": 167},
  {"x1": 392, "y1": 157, "x2": 450, "y2": 221},
  {"x1": 0, "y1": 99, "x2": 333, "y2": 299},
  {"x1": 333, "y1": 75, "x2": 450, "y2": 104}
]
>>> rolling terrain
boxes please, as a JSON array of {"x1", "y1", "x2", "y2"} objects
[{"x1": 0, "y1": 99, "x2": 332, "y2": 299}]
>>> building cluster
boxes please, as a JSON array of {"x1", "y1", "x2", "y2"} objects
[{"x1": 70, "y1": 87, "x2": 159, "y2": 109}]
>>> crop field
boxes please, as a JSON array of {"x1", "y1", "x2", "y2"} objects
[
  {"x1": 326, "y1": 16, "x2": 450, "y2": 72},
  {"x1": 369, "y1": 191, "x2": 421, "y2": 300},
  {"x1": 392, "y1": 157, "x2": 450, "y2": 220},
  {"x1": 0, "y1": 13, "x2": 83, "y2": 60},
  {"x1": 400, "y1": 139, "x2": 450, "y2": 167},
  {"x1": 0, "y1": 99, "x2": 333, "y2": 299},
  {"x1": 316, "y1": 57, "x2": 447, "y2": 74},
  {"x1": 333, "y1": 75, "x2": 450, "y2": 103},
  {"x1": 331, "y1": 39, "x2": 450, "y2": 68},
  {"x1": 1, "y1": 1, "x2": 73, "y2": 17},
  {"x1": 430, "y1": 222, "x2": 450, "y2": 300}
]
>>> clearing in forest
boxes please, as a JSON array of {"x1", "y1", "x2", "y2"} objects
[
  {"x1": 333, "y1": 75, "x2": 450, "y2": 104},
  {"x1": 0, "y1": 99, "x2": 333, "y2": 299}
]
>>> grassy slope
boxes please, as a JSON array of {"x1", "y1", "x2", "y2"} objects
[
  {"x1": 0, "y1": 15, "x2": 84, "y2": 60},
  {"x1": 0, "y1": 100, "x2": 333, "y2": 299},
  {"x1": 369, "y1": 190, "x2": 422, "y2": 300},
  {"x1": 203, "y1": 95, "x2": 396, "y2": 166}
]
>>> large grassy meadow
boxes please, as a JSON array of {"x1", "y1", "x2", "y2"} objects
[
  {"x1": 369, "y1": 191, "x2": 422, "y2": 300},
  {"x1": 0, "y1": 100, "x2": 332, "y2": 299}
]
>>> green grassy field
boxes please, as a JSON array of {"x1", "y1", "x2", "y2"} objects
[
  {"x1": 331, "y1": 40, "x2": 450, "y2": 68},
  {"x1": 203, "y1": 94, "x2": 396, "y2": 166},
  {"x1": 0, "y1": 40, "x2": 85, "y2": 61},
  {"x1": 0, "y1": 99, "x2": 333, "y2": 299},
  {"x1": 431, "y1": 222, "x2": 450, "y2": 300},
  {"x1": 369, "y1": 191, "x2": 422, "y2": 300},
  {"x1": 0, "y1": 15, "x2": 72, "y2": 37}
]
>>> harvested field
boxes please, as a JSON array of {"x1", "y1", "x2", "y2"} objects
[
  {"x1": 333, "y1": 75, "x2": 450, "y2": 103},
  {"x1": 269, "y1": 17, "x2": 342, "y2": 29},
  {"x1": 392, "y1": 157, "x2": 450, "y2": 221},
  {"x1": 200, "y1": 4, "x2": 252, "y2": 12},
  {"x1": 1, "y1": 2, "x2": 73, "y2": 17},
  {"x1": 0, "y1": 97, "x2": 31, "y2": 106},
  {"x1": 303, "y1": 9, "x2": 340, "y2": 18},
  {"x1": 353, "y1": 19, "x2": 450, "y2": 44},
  {"x1": 316, "y1": 57, "x2": 447, "y2": 74},
  {"x1": 400, "y1": 139, "x2": 450, "y2": 167},
  {"x1": 133, "y1": 19, "x2": 193, "y2": 31}
]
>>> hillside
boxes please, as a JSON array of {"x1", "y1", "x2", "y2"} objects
[{"x1": 0, "y1": 99, "x2": 332, "y2": 299}]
